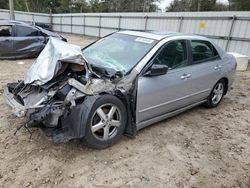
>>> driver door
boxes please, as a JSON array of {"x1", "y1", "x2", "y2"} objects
[
  {"x1": 13, "y1": 24, "x2": 45, "y2": 58},
  {"x1": 136, "y1": 40, "x2": 196, "y2": 124}
]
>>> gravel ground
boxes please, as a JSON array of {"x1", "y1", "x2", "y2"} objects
[{"x1": 0, "y1": 34, "x2": 249, "y2": 188}]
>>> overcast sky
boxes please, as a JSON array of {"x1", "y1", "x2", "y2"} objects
[{"x1": 158, "y1": 0, "x2": 229, "y2": 11}]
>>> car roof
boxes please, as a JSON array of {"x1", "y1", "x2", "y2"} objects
[
  {"x1": 0, "y1": 19, "x2": 32, "y2": 26},
  {"x1": 117, "y1": 30, "x2": 208, "y2": 41}
]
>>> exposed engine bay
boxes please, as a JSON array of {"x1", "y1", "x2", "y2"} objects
[{"x1": 4, "y1": 38, "x2": 138, "y2": 143}]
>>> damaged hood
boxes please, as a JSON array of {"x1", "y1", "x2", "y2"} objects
[{"x1": 24, "y1": 37, "x2": 87, "y2": 85}]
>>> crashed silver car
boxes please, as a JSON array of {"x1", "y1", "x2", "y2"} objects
[
  {"x1": 0, "y1": 20, "x2": 67, "y2": 59},
  {"x1": 4, "y1": 31, "x2": 236, "y2": 148}
]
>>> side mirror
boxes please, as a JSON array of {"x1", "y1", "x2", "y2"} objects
[{"x1": 144, "y1": 64, "x2": 168, "y2": 77}]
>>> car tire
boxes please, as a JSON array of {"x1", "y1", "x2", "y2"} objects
[
  {"x1": 205, "y1": 79, "x2": 226, "y2": 108},
  {"x1": 83, "y1": 95, "x2": 127, "y2": 149}
]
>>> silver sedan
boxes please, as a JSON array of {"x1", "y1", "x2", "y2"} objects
[{"x1": 4, "y1": 31, "x2": 236, "y2": 148}]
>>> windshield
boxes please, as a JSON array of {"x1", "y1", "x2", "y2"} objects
[{"x1": 82, "y1": 33, "x2": 158, "y2": 73}]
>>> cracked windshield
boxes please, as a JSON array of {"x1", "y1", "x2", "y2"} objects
[{"x1": 82, "y1": 33, "x2": 157, "y2": 73}]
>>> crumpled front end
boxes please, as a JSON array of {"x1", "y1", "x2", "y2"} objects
[
  {"x1": 4, "y1": 71, "x2": 118, "y2": 142},
  {"x1": 4, "y1": 37, "x2": 137, "y2": 143},
  {"x1": 4, "y1": 84, "x2": 27, "y2": 117}
]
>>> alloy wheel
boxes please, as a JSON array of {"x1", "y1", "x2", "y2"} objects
[
  {"x1": 90, "y1": 103, "x2": 121, "y2": 141},
  {"x1": 212, "y1": 82, "x2": 224, "y2": 105}
]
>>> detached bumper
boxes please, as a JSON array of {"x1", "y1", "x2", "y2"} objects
[{"x1": 3, "y1": 86, "x2": 26, "y2": 117}]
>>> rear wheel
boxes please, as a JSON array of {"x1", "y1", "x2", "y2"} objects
[
  {"x1": 83, "y1": 95, "x2": 126, "y2": 149},
  {"x1": 205, "y1": 79, "x2": 225, "y2": 108}
]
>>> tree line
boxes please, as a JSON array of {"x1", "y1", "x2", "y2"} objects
[
  {"x1": 167, "y1": 0, "x2": 250, "y2": 11},
  {"x1": 0, "y1": 0, "x2": 159, "y2": 13},
  {"x1": 0, "y1": 0, "x2": 249, "y2": 13}
]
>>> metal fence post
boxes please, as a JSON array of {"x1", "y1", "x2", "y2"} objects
[
  {"x1": 98, "y1": 15, "x2": 102, "y2": 38},
  {"x1": 144, "y1": 15, "x2": 148, "y2": 30},
  {"x1": 50, "y1": 13, "x2": 53, "y2": 31},
  {"x1": 60, "y1": 16, "x2": 62, "y2": 33},
  {"x1": 118, "y1": 15, "x2": 122, "y2": 31},
  {"x1": 31, "y1": 14, "x2": 35, "y2": 24},
  {"x1": 178, "y1": 16, "x2": 183, "y2": 32},
  {"x1": 70, "y1": 15, "x2": 73, "y2": 34},
  {"x1": 83, "y1": 15, "x2": 85, "y2": 36},
  {"x1": 226, "y1": 15, "x2": 236, "y2": 51}
]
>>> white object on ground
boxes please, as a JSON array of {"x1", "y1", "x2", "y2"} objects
[
  {"x1": 228, "y1": 52, "x2": 249, "y2": 71},
  {"x1": 17, "y1": 61, "x2": 25, "y2": 65}
]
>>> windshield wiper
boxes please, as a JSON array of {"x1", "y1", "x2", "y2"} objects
[
  {"x1": 91, "y1": 65, "x2": 113, "y2": 78},
  {"x1": 81, "y1": 54, "x2": 124, "y2": 80}
]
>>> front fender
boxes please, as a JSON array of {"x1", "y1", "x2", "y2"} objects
[{"x1": 56, "y1": 95, "x2": 102, "y2": 143}]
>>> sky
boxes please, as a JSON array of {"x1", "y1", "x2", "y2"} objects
[{"x1": 158, "y1": 0, "x2": 229, "y2": 11}]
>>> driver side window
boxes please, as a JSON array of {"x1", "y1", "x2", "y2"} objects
[
  {"x1": 16, "y1": 25, "x2": 39, "y2": 37},
  {"x1": 154, "y1": 40, "x2": 188, "y2": 70},
  {"x1": 0, "y1": 25, "x2": 12, "y2": 37}
]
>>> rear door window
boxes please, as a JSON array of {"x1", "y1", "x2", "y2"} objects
[
  {"x1": 191, "y1": 40, "x2": 220, "y2": 64},
  {"x1": 16, "y1": 25, "x2": 39, "y2": 37},
  {"x1": 0, "y1": 25, "x2": 12, "y2": 37}
]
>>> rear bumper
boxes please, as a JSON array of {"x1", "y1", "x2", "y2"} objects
[{"x1": 3, "y1": 86, "x2": 26, "y2": 117}]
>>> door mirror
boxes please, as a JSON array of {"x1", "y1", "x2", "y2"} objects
[{"x1": 144, "y1": 64, "x2": 168, "y2": 77}]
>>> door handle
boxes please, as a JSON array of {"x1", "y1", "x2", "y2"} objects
[
  {"x1": 214, "y1": 65, "x2": 222, "y2": 70},
  {"x1": 181, "y1": 75, "x2": 186, "y2": 80},
  {"x1": 181, "y1": 73, "x2": 191, "y2": 80}
]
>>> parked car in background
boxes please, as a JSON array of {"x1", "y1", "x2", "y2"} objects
[
  {"x1": 0, "y1": 20, "x2": 67, "y2": 59},
  {"x1": 35, "y1": 22, "x2": 52, "y2": 31},
  {"x1": 4, "y1": 31, "x2": 236, "y2": 149}
]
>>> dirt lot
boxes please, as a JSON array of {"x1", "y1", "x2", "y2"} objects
[{"x1": 0, "y1": 34, "x2": 249, "y2": 188}]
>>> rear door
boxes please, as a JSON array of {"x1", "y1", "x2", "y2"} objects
[
  {"x1": 185, "y1": 40, "x2": 223, "y2": 101},
  {"x1": 0, "y1": 25, "x2": 14, "y2": 58},
  {"x1": 13, "y1": 24, "x2": 45, "y2": 58}
]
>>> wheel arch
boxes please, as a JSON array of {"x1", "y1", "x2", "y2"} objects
[
  {"x1": 220, "y1": 77, "x2": 229, "y2": 95},
  {"x1": 85, "y1": 91, "x2": 137, "y2": 138}
]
